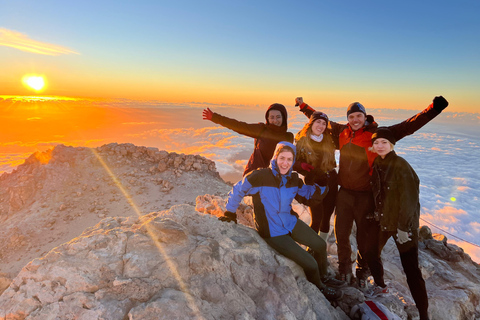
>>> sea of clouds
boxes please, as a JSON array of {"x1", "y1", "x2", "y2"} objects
[{"x1": 1, "y1": 97, "x2": 479, "y2": 262}]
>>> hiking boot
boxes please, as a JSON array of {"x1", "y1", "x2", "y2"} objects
[
  {"x1": 320, "y1": 286, "x2": 344, "y2": 301},
  {"x1": 366, "y1": 284, "x2": 389, "y2": 296},
  {"x1": 358, "y1": 278, "x2": 368, "y2": 291},
  {"x1": 338, "y1": 273, "x2": 353, "y2": 285},
  {"x1": 322, "y1": 276, "x2": 347, "y2": 288}
]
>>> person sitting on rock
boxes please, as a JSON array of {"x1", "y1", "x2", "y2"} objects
[
  {"x1": 218, "y1": 141, "x2": 345, "y2": 301},
  {"x1": 202, "y1": 103, "x2": 294, "y2": 176},
  {"x1": 365, "y1": 127, "x2": 430, "y2": 320}
]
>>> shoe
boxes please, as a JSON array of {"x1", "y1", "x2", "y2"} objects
[
  {"x1": 358, "y1": 278, "x2": 368, "y2": 291},
  {"x1": 339, "y1": 273, "x2": 353, "y2": 285},
  {"x1": 322, "y1": 276, "x2": 347, "y2": 288},
  {"x1": 366, "y1": 284, "x2": 389, "y2": 296},
  {"x1": 320, "y1": 286, "x2": 344, "y2": 301}
]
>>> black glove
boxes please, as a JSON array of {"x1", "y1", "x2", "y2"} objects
[
  {"x1": 218, "y1": 211, "x2": 237, "y2": 224},
  {"x1": 433, "y1": 96, "x2": 448, "y2": 112},
  {"x1": 304, "y1": 173, "x2": 316, "y2": 185}
]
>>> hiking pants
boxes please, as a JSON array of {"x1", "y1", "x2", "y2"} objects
[
  {"x1": 334, "y1": 187, "x2": 373, "y2": 278},
  {"x1": 309, "y1": 170, "x2": 338, "y2": 234},
  {"x1": 265, "y1": 219, "x2": 328, "y2": 289},
  {"x1": 366, "y1": 226, "x2": 429, "y2": 320}
]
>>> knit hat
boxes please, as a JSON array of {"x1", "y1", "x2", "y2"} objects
[
  {"x1": 347, "y1": 102, "x2": 366, "y2": 117},
  {"x1": 309, "y1": 111, "x2": 329, "y2": 125},
  {"x1": 371, "y1": 127, "x2": 396, "y2": 145},
  {"x1": 266, "y1": 103, "x2": 288, "y2": 127}
]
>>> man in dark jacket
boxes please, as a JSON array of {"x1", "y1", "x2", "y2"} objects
[
  {"x1": 203, "y1": 103, "x2": 294, "y2": 176},
  {"x1": 295, "y1": 96, "x2": 448, "y2": 288}
]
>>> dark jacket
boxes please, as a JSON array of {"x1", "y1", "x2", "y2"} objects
[
  {"x1": 294, "y1": 136, "x2": 336, "y2": 186},
  {"x1": 211, "y1": 104, "x2": 294, "y2": 176},
  {"x1": 371, "y1": 151, "x2": 420, "y2": 232},
  {"x1": 225, "y1": 142, "x2": 327, "y2": 238},
  {"x1": 299, "y1": 102, "x2": 441, "y2": 191}
]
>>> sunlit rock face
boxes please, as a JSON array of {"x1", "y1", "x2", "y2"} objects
[{"x1": 0, "y1": 206, "x2": 348, "y2": 320}]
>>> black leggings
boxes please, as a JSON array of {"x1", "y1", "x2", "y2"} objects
[
  {"x1": 264, "y1": 219, "x2": 328, "y2": 290},
  {"x1": 309, "y1": 170, "x2": 338, "y2": 233}
]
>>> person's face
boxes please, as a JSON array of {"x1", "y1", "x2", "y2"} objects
[
  {"x1": 276, "y1": 150, "x2": 294, "y2": 175},
  {"x1": 268, "y1": 110, "x2": 283, "y2": 127},
  {"x1": 372, "y1": 138, "x2": 393, "y2": 158},
  {"x1": 347, "y1": 112, "x2": 366, "y2": 131},
  {"x1": 311, "y1": 119, "x2": 327, "y2": 136}
]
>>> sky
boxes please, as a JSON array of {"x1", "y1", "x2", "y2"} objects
[
  {"x1": 0, "y1": 1, "x2": 479, "y2": 262},
  {"x1": 1, "y1": 0, "x2": 480, "y2": 112}
]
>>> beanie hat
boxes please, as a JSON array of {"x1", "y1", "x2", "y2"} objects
[
  {"x1": 266, "y1": 103, "x2": 288, "y2": 127},
  {"x1": 309, "y1": 111, "x2": 329, "y2": 125},
  {"x1": 347, "y1": 102, "x2": 366, "y2": 117},
  {"x1": 371, "y1": 127, "x2": 396, "y2": 145}
]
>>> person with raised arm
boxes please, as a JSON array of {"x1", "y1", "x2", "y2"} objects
[
  {"x1": 294, "y1": 96, "x2": 448, "y2": 290},
  {"x1": 202, "y1": 104, "x2": 293, "y2": 176}
]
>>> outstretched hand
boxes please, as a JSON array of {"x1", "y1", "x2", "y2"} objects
[
  {"x1": 432, "y1": 96, "x2": 448, "y2": 112},
  {"x1": 203, "y1": 108, "x2": 213, "y2": 121},
  {"x1": 295, "y1": 97, "x2": 303, "y2": 107}
]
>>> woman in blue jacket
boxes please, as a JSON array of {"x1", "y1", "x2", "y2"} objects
[{"x1": 219, "y1": 141, "x2": 344, "y2": 301}]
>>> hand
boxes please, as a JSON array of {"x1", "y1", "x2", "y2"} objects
[
  {"x1": 218, "y1": 211, "x2": 237, "y2": 224},
  {"x1": 202, "y1": 108, "x2": 213, "y2": 120},
  {"x1": 396, "y1": 229, "x2": 411, "y2": 244},
  {"x1": 301, "y1": 162, "x2": 315, "y2": 172},
  {"x1": 432, "y1": 96, "x2": 448, "y2": 112},
  {"x1": 295, "y1": 97, "x2": 303, "y2": 107}
]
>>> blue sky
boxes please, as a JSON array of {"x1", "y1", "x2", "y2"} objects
[{"x1": 1, "y1": 0, "x2": 479, "y2": 111}]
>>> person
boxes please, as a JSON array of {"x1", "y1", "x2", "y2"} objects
[
  {"x1": 202, "y1": 104, "x2": 294, "y2": 176},
  {"x1": 295, "y1": 96, "x2": 448, "y2": 289},
  {"x1": 218, "y1": 141, "x2": 345, "y2": 301},
  {"x1": 294, "y1": 111, "x2": 338, "y2": 241},
  {"x1": 365, "y1": 127, "x2": 429, "y2": 320}
]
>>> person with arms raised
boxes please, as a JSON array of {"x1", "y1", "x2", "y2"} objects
[{"x1": 295, "y1": 96, "x2": 448, "y2": 289}]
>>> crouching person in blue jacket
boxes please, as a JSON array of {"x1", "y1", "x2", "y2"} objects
[{"x1": 218, "y1": 141, "x2": 344, "y2": 301}]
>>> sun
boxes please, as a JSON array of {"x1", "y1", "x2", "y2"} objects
[{"x1": 22, "y1": 75, "x2": 46, "y2": 92}]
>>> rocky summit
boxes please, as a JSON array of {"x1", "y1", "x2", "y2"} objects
[{"x1": 0, "y1": 144, "x2": 479, "y2": 319}]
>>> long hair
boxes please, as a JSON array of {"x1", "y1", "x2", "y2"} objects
[{"x1": 295, "y1": 122, "x2": 335, "y2": 172}]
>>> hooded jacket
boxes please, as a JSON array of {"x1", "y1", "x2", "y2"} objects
[
  {"x1": 298, "y1": 102, "x2": 441, "y2": 191},
  {"x1": 371, "y1": 151, "x2": 420, "y2": 232},
  {"x1": 225, "y1": 141, "x2": 327, "y2": 238},
  {"x1": 211, "y1": 104, "x2": 294, "y2": 176}
]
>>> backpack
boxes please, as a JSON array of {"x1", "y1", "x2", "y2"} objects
[{"x1": 350, "y1": 300, "x2": 402, "y2": 320}]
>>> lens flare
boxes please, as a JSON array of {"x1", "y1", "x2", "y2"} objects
[
  {"x1": 450, "y1": 197, "x2": 456, "y2": 202},
  {"x1": 22, "y1": 75, "x2": 46, "y2": 91}
]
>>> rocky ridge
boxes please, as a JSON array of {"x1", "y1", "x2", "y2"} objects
[{"x1": 0, "y1": 144, "x2": 479, "y2": 319}]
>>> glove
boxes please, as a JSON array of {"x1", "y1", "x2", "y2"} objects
[
  {"x1": 304, "y1": 174, "x2": 316, "y2": 185},
  {"x1": 295, "y1": 97, "x2": 303, "y2": 107},
  {"x1": 202, "y1": 108, "x2": 213, "y2": 120},
  {"x1": 218, "y1": 211, "x2": 237, "y2": 224},
  {"x1": 432, "y1": 96, "x2": 448, "y2": 112},
  {"x1": 396, "y1": 229, "x2": 411, "y2": 244},
  {"x1": 300, "y1": 162, "x2": 315, "y2": 172}
]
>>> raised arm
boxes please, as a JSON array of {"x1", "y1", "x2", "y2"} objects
[
  {"x1": 203, "y1": 108, "x2": 265, "y2": 139},
  {"x1": 388, "y1": 96, "x2": 448, "y2": 142}
]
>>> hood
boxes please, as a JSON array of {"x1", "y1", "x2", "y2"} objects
[
  {"x1": 265, "y1": 103, "x2": 288, "y2": 128},
  {"x1": 270, "y1": 141, "x2": 296, "y2": 176}
]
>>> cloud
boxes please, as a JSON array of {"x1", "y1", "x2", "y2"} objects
[{"x1": 0, "y1": 28, "x2": 79, "y2": 56}]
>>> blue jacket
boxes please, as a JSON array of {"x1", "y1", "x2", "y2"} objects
[{"x1": 226, "y1": 142, "x2": 327, "y2": 238}]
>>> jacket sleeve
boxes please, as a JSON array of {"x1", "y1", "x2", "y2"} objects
[
  {"x1": 225, "y1": 171, "x2": 259, "y2": 212},
  {"x1": 396, "y1": 161, "x2": 420, "y2": 231},
  {"x1": 387, "y1": 103, "x2": 441, "y2": 142},
  {"x1": 211, "y1": 112, "x2": 265, "y2": 139},
  {"x1": 295, "y1": 181, "x2": 328, "y2": 208},
  {"x1": 298, "y1": 103, "x2": 316, "y2": 119}
]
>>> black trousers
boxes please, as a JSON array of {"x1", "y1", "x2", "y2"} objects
[
  {"x1": 334, "y1": 187, "x2": 372, "y2": 278},
  {"x1": 309, "y1": 170, "x2": 338, "y2": 234},
  {"x1": 265, "y1": 219, "x2": 328, "y2": 290},
  {"x1": 365, "y1": 224, "x2": 429, "y2": 320}
]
